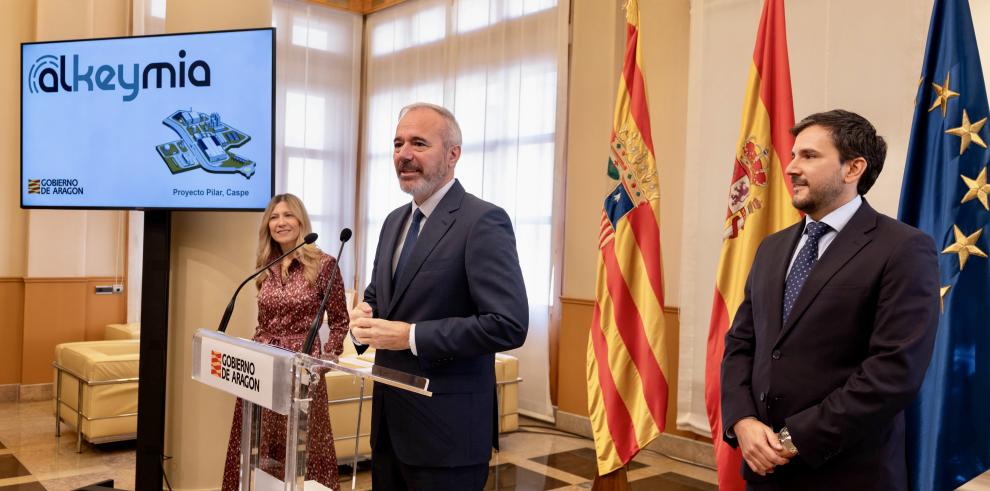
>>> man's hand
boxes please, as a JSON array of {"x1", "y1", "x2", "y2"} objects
[
  {"x1": 350, "y1": 316, "x2": 412, "y2": 350},
  {"x1": 349, "y1": 302, "x2": 373, "y2": 323},
  {"x1": 733, "y1": 417, "x2": 790, "y2": 476}
]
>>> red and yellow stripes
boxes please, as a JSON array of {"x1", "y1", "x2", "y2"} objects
[
  {"x1": 704, "y1": 1, "x2": 799, "y2": 490},
  {"x1": 587, "y1": 0, "x2": 669, "y2": 476}
]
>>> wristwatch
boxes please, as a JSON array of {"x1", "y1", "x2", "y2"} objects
[{"x1": 778, "y1": 427, "x2": 799, "y2": 455}]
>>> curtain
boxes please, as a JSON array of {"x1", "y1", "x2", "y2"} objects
[
  {"x1": 274, "y1": 0, "x2": 362, "y2": 285},
  {"x1": 127, "y1": 0, "x2": 362, "y2": 321},
  {"x1": 360, "y1": 0, "x2": 568, "y2": 421},
  {"x1": 126, "y1": 0, "x2": 165, "y2": 322}
]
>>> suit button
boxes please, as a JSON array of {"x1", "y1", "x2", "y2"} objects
[
  {"x1": 759, "y1": 392, "x2": 766, "y2": 401},
  {"x1": 772, "y1": 350, "x2": 781, "y2": 360}
]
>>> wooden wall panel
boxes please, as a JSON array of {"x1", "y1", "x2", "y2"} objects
[
  {"x1": 556, "y1": 297, "x2": 709, "y2": 442},
  {"x1": 20, "y1": 277, "x2": 127, "y2": 384},
  {"x1": 0, "y1": 278, "x2": 25, "y2": 385},
  {"x1": 85, "y1": 279, "x2": 127, "y2": 341},
  {"x1": 557, "y1": 298, "x2": 594, "y2": 416}
]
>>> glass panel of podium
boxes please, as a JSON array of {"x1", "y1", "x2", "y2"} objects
[{"x1": 192, "y1": 328, "x2": 430, "y2": 490}]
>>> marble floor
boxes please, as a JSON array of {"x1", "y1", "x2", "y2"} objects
[{"x1": 0, "y1": 398, "x2": 988, "y2": 490}]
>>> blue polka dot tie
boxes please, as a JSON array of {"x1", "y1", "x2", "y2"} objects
[{"x1": 783, "y1": 221, "x2": 831, "y2": 322}]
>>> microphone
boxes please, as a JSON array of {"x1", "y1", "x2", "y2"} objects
[
  {"x1": 216, "y1": 232, "x2": 318, "y2": 333},
  {"x1": 301, "y1": 228, "x2": 352, "y2": 356}
]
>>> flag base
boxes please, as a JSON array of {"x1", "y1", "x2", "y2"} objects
[{"x1": 592, "y1": 466, "x2": 629, "y2": 491}]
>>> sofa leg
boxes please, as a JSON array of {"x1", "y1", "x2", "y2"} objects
[
  {"x1": 76, "y1": 382, "x2": 84, "y2": 453},
  {"x1": 55, "y1": 370, "x2": 62, "y2": 438}
]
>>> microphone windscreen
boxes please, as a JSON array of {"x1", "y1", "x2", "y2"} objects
[
  {"x1": 304, "y1": 232, "x2": 318, "y2": 244},
  {"x1": 340, "y1": 228, "x2": 353, "y2": 242}
]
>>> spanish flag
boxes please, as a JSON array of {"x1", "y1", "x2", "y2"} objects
[
  {"x1": 704, "y1": 0, "x2": 798, "y2": 488},
  {"x1": 586, "y1": 0, "x2": 669, "y2": 476}
]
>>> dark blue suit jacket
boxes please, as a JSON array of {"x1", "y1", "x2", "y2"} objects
[
  {"x1": 721, "y1": 201, "x2": 939, "y2": 490},
  {"x1": 359, "y1": 180, "x2": 528, "y2": 467}
]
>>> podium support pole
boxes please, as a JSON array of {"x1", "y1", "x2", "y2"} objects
[{"x1": 350, "y1": 378, "x2": 366, "y2": 490}]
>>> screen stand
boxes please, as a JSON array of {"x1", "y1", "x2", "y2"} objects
[{"x1": 136, "y1": 210, "x2": 171, "y2": 490}]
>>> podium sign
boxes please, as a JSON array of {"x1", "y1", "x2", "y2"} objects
[{"x1": 192, "y1": 329, "x2": 295, "y2": 414}]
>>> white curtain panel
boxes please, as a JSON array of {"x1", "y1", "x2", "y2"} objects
[
  {"x1": 126, "y1": 0, "x2": 165, "y2": 322},
  {"x1": 360, "y1": 0, "x2": 567, "y2": 421},
  {"x1": 126, "y1": 0, "x2": 362, "y2": 320},
  {"x1": 274, "y1": 0, "x2": 362, "y2": 284}
]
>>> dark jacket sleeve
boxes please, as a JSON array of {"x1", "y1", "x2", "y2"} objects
[
  {"x1": 784, "y1": 232, "x2": 939, "y2": 467},
  {"x1": 721, "y1": 256, "x2": 761, "y2": 448},
  {"x1": 355, "y1": 221, "x2": 386, "y2": 356},
  {"x1": 413, "y1": 207, "x2": 529, "y2": 362}
]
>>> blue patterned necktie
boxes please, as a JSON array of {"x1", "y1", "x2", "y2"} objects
[
  {"x1": 393, "y1": 209, "x2": 424, "y2": 284},
  {"x1": 783, "y1": 221, "x2": 831, "y2": 322}
]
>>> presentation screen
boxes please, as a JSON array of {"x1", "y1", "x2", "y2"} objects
[{"x1": 21, "y1": 28, "x2": 274, "y2": 210}]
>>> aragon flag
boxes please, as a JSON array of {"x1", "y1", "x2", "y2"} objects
[
  {"x1": 586, "y1": 0, "x2": 670, "y2": 476},
  {"x1": 703, "y1": 0, "x2": 798, "y2": 489}
]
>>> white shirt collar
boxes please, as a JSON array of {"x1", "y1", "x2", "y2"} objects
[
  {"x1": 805, "y1": 194, "x2": 862, "y2": 234},
  {"x1": 411, "y1": 178, "x2": 456, "y2": 219}
]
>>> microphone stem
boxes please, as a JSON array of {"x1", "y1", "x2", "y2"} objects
[
  {"x1": 217, "y1": 237, "x2": 313, "y2": 332},
  {"x1": 302, "y1": 240, "x2": 348, "y2": 356}
]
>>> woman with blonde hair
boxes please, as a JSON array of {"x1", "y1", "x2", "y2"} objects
[{"x1": 221, "y1": 193, "x2": 348, "y2": 490}]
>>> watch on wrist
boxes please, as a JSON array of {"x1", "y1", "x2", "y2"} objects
[{"x1": 778, "y1": 426, "x2": 799, "y2": 455}]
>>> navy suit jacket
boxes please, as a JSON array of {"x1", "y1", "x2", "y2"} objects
[
  {"x1": 359, "y1": 180, "x2": 528, "y2": 467},
  {"x1": 720, "y1": 201, "x2": 939, "y2": 489}
]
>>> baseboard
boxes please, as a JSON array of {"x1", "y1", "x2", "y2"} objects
[
  {"x1": 0, "y1": 384, "x2": 17, "y2": 402},
  {"x1": 555, "y1": 409, "x2": 593, "y2": 438},
  {"x1": 19, "y1": 383, "x2": 52, "y2": 401},
  {"x1": 554, "y1": 410, "x2": 716, "y2": 469}
]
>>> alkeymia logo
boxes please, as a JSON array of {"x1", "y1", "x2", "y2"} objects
[{"x1": 27, "y1": 49, "x2": 211, "y2": 102}]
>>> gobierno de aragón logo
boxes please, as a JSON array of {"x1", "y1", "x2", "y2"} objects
[{"x1": 26, "y1": 49, "x2": 211, "y2": 102}]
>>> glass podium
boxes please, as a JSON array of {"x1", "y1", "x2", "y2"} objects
[{"x1": 191, "y1": 329, "x2": 430, "y2": 490}]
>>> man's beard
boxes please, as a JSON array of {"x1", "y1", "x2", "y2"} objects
[
  {"x1": 792, "y1": 174, "x2": 845, "y2": 216},
  {"x1": 398, "y1": 161, "x2": 450, "y2": 199}
]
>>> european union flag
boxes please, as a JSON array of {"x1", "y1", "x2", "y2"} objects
[{"x1": 899, "y1": 0, "x2": 990, "y2": 489}]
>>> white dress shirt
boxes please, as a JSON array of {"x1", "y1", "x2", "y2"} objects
[
  {"x1": 394, "y1": 179, "x2": 456, "y2": 356},
  {"x1": 352, "y1": 179, "x2": 457, "y2": 356},
  {"x1": 786, "y1": 194, "x2": 863, "y2": 277}
]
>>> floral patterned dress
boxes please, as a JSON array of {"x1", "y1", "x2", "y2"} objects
[{"x1": 221, "y1": 252, "x2": 349, "y2": 490}]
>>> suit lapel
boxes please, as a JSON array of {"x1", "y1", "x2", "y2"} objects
[
  {"x1": 388, "y1": 181, "x2": 464, "y2": 312},
  {"x1": 774, "y1": 202, "x2": 878, "y2": 347},
  {"x1": 378, "y1": 205, "x2": 410, "y2": 317},
  {"x1": 765, "y1": 221, "x2": 805, "y2": 344}
]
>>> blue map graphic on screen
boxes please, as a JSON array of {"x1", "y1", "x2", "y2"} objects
[{"x1": 156, "y1": 110, "x2": 256, "y2": 178}]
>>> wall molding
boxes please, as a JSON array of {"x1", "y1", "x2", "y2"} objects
[
  {"x1": 560, "y1": 296, "x2": 680, "y2": 315},
  {"x1": 0, "y1": 384, "x2": 17, "y2": 402},
  {"x1": 22, "y1": 276, "x2": 124, "y2": 284},
  {"x1": 0, "y1": 277, "x2": 25, "y2": 284},
  {"x1": 19, "y1": 383, "x2": 52, "y2": 402},
  {"x1": 308, "y1": 0, "x2": 408, "y2": 15}
]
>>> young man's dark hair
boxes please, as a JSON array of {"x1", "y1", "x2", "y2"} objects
[{"x1": 791, "y1": 109, "x2": 887, "y2": 195}]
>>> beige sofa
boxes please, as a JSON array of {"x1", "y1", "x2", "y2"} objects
[
  {"x1": 104, "y1": 322, "x2": 140, "y2": 340},
  {"x1": 324, "y1": 344, "x2": 521, "y2": 466},
  {"x1": 324, "y1": 353, "x2": 375, "y2": 463},
  {"x1": 53, "y1": 339, "x2": 140, "y2": 452}
]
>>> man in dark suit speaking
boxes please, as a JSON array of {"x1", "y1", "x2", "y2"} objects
[
  {"x1": 720, "y1": 110, "x2": 939, "y2": 489},
  {"x1": 349, "y1": 102, "x2": 528, "y2": 490}
]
